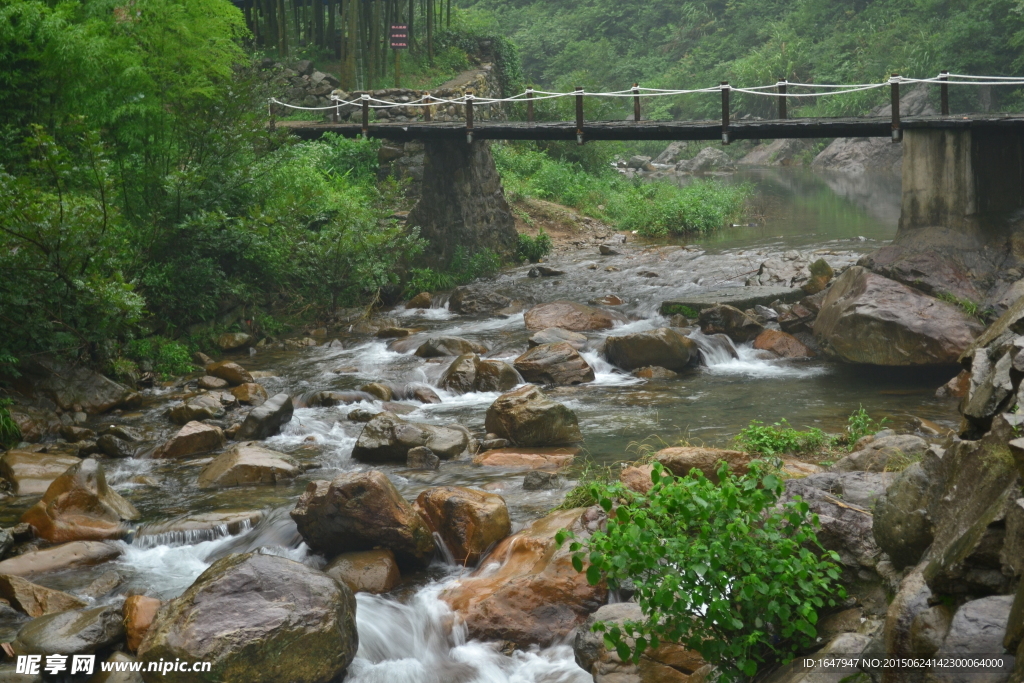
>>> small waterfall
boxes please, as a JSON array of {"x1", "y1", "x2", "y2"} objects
[
  {"x1": 688, "y1": 330, "x2": 740, "y2": 365},
  {"x1": 132, "y1": 521, "x2": 247, "y2": 549}
]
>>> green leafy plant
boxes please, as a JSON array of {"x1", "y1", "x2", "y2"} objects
[
  {"x1": 516, "y1": 227, "x2": 553, "y2": 262},
  {"x1": 937, "y1": 292, "x2": 981, "y2": 318},
  {"x1": 558, "y1": 462, "x2": 844, "y2": 682},
  {"x1": 846, "y1": 406, "x2": 889, "y2": 450},
  {"x1": 735, "y1": 419, "x2": 830, "y2": 457},
  {"x1": 124, "y1": 337, "x2": 195, "y2": 380},
  {"x1": 402, "y1": 246, "x2": 504, "y2": 296},
  {"x1": 0, "y1": 399, "x2": 21, "y2": 448}
]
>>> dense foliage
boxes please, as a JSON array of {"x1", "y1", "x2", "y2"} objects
[{"x1": 559, "y1": 462, "x2": 844, "y2": 681}]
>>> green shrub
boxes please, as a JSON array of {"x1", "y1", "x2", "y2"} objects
[
  {"x1": 124, "y1": 337, "x2": 195, "y2": 380},
  {"x1": 558, "y1": 462, "x2": 844, "y2": 682},
  {"x1": 0, "y1": 399, "x2": 21, "y2": 448},
  {"x1": 402, "y1": 247, "x2": 504, "y2": 297},
  {"x1": 846, "y1": 406, "x2": 889, "y2": 450},
  {"x1": 736, "y1": 419, "x2": 830, "y2": 456},
  {"x1": 517, "y1": 227, "x2": 553, "y2": 262}
]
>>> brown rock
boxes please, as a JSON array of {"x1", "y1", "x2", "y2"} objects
[
  {"x1": 620, "y1": 464, "x2": 655, "y2": 493},
  {"x1": 290, "y1": 470, "x2": 436, "y2": 566},
  {"x1": 360, "y1": 382, "x2": 394, "y2": 401},
  {"x1": 59, "y1": 425, "x2": 96, "y2": 443},
  {"x1": 351, "y1": 412, "x2": 470, "y2": 463},
  {"x1": 10, "y1": 406, "x2": 61, "y2": 443},
  {"x1": 153, "y1": 421, "x2": 225, "y2": 459},
  {"x1": 753, "y1": 330, "x2": 815, "y2": 358},
  {"x1": 198, "y1": 375, "x2": 229, "y2": 390},
  {"x1": 524, "y1": 300, "x2": 625, "y2": 331},
  {"x1": 415, "y1": 336, "x2": 488, "y2": 358},
  {"x1": 442, "y1": 508, "x2": 607, "y2": 645},
  {"x1": 527, "y1": 328, "x2": 588, "y2": 350},
  {"x1": 411, "y1": 386, "x2": 442, "y2": 404},
  {"x1": 473, "y1": 447, "x2": 578, "y2": 470},
  {"x1": 439, "y1": 354, "x2": 479, "y2": 394},
  {"x1": 21, "y1": 458, "x2": 139, "y2": 543},
  {"x1": 475, "y1": 359, "x2": 521, "y2": 392},
  {"x1": 196, "y1": 444, "x2": 300, "y2": 489},
  {"x1": 698, "y1": 304, "x2": 764, "y2": 343},
  {"x1": 655, "y1": 446, "x2": 751, "y2": 482},
  {"x1": 603, "y1": 328, "x2": 698, "y2": 372},
  {"x1": 376, "y1": 327, "x2": 415, "y2": 338},
  {"x1": 325, "y1": 549, "x2": 401, "y2": 594},
  {"x1": 234, "y1": 393, "x2": 293, "y2": 441},
  {"x1": 0, "y1": 450, "x2": 82, "y2": 496},
  {"x1": 168, "y1": 394, "x2": 225, "y2": 424},
  {"x1": 0, "y1": 574, "x2": 87, "y2": 616},
  {"x1": 484, "y1": 385, "x2": 582, "y2": 446},
  {"x1": 514, "y1": 343, "x2": 595, "y2": 385},
  {"x1": 632, "y1": 366, "x2": 679, "y2": 379},
  {"x1": 217, "y1": 332, "x2": 252, "y2": 351},
  {"x1": 205, "y1": 361, "x2": 254, "y2": 386},
  {"x1": 416, "y1": 487, "x2": 511, "y2": 565},
  {"x1": 406, "y1": 292, "x2": 433, "y2": 309},
  {"x1": 0, "y1": 541, "x2": 122, "y2": 576},
  {"x1": 13, "y1": 357, "x2": 133, "y2": 414},
  {"x1": 936, "y1": 370, "x2": 971, "y2": 398},
  {"x1": 589, "y1": 295, "x2": 624, "y2": 306},
  {"x1": 123, "y1": 595, "x2": 161, "y2": 652},
  {"x1": 230, "y1": 383, "x2": 268, "y2": 406}
]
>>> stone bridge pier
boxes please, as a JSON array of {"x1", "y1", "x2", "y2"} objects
[
  {"x1": 862, "y1": 126, "x2": 1024, "y2": 310},
  {"x1": 405, "y1": 140, "x2": 518, "y2": 266}
]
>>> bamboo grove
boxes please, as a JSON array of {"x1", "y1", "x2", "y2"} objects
[{"x1": 235, "y1": 0, "x2": 454, "y2": 88}]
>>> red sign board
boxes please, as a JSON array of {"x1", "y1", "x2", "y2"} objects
[{"x1": 389, "y1": 24, "x2": 408, "y2": 49}]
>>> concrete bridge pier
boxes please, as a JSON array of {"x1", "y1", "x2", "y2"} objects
[
  {"x1": 406, "y1": 140, "x2": 518, "y2": 266},
  {"x1": 862, "y1": 127, "x2": 1024, "y2": 308}
]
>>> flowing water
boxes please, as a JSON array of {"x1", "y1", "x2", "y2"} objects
[{"x1": 0, "y1": 167, "x2": 961, "y2": 680}]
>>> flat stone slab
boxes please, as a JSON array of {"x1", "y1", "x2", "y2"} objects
[{"x1": 661, "y1": 286, "x2": 803, "y2": 315}]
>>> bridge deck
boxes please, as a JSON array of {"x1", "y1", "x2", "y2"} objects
[{"x1": 279, "y1": 115, "x2": 1024, "y2": 142}]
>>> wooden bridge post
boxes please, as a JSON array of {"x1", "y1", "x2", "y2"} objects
[
  {"x1": 721, "y1": 82, "x2": 730, "y2": 145},
  {"x1": 890, "y1": 74, "x2": 902, "y2": 143},
  {"x1": 465, "y1": 92, "x2": 474, "y2": 144},
  {"x1": 424, "y1": 94, "x2": 432, "y2": 122},
  {"x1": 940, "y1": 71, "x2": 949, "y2": 115},
  {"x1": 526, "y1": 89, "x2": 534, "y2": 124},
  {"x1": 633, "y1": 83, "x2": 641, "y2": 123},
  {"x1": 361, "y1": 94, "x2": 369, "y2": 139},
  {"x1": 777, "y1": 79, "x2": 788, "y2": 120},
  {"x1": 575, "y1": 86, "x2": 584, "y2": 145}
]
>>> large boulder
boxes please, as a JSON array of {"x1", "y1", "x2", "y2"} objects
[
  {"x1": 442, "y1": 507, "x2": 607, "y2": 645},
  {"x1": 484, "y1": 385, "x2": 582, "y2": 446},
  {"x1": 931, "y1": 596, "x2": 1015, "y2": 683},
  {"x1": 0, "y1": 575, "x2": 87, "y2": 617},
  {"x1": 14, "y1": 357, "x2": 134, "y2": 415},
  {"x1": 0, "y1": 541, "x2": 122, "y2": 576},
  {"x1": 416, "y1": 487, "x2": 511, "y2": 565},
  {"x1": 205, "y1": 361, "x2": 254, "y2": 386},
  {"x1": 230, "y1": 383, "x2": 268, "y2": 406},
  {"x1": 8, "y1": 405, "x2": 61, "y2": 443},
  {"x1": 304, "y1": 390, "x2": 375, "y2": 407},
  {"x1": 655, "y1": 446, "x2": 751, "y2": 482},
  {"x1": 523, "y1": 301, "x2": 625, "y2": 332},
  {"x1": 0, "y1": 450, "x2": 82, "y2": 496},
  {"x1": 324, "y1": 550, "x2": 400, "y2": 595},
  {"x1": 168, "y1": 394, "x2": 225, "y2": 425},
  {"x1": 439, "y1": 354, "x2": 520, "y2": 394},
  {"x1": 528, "y1": 327, "x2": 587, "y2": 350},
  {"x1": 153, "y1": 421, "x2": 225, "y2": 459},
  {"x1": 217, "y1": 332, "x2": 252, "y2": 351},
  {"x1": 514, "y1": 342, "x2": 595, "y2": 385},
  {"x1": 414, "y1": 336, "x2": 488, "y2": 358},
  {"x1": 448, "y1": 286, "x2": 512, "y2": 316},
  {"x1": 290, "y1": 470, "x2": 436, "y2": 566},
  {"x1": 439, "y1": 353, "x2": 480, "y2": 393},
  {"x1": 753, "y1": 329, "x2": 815, "y2": 358},
  {"x1": 124, "y1": 595, "x2": 161, "y2": 653},
  {"x1": 235, "y1": 393, "x2": 293, "y2": 441},
  {"x1": 137, "y1": 553, "x2": 358, "y2": 683},
  {"x1": 812, "y1": 266, "x2": 982, "y2": 365},
  {"x1": 603, "y1": 327, "x2": 698, "y2": 372},
  {"x1": 958, "y1": 297, "x2": 1024, "y2": 436},
  {"x1": 782, "y1": 478, "x2": 881, "y2": 570},
  {"x1": 351, "y1": 412, "x2": 470, "y2": 463},
  {"x1": 834, "y1": 433, "x2": 929, "y2": 472},
  {"x1": 21, "y1": 458, "x2": 139, "y2": 543},
  {"x1": 698, "y1": 304, "x2": 764, "y2": 343},
  {"x1": 197, "y1": 444, "x2": 301, "y2": 489},
  {"x1": 11, "y1": 605, "x2": 125, "y2": 656},
  {"x1": 476, "y1": 359, "x2": 521, "y2": 392}
]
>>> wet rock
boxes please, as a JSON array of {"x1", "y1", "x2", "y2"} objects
[
  {"x1": 911, "y1": 604, "x2": 953, "y2": 656},
  {"x1": 439, "y1": 353, "x2": 480, "y2": 393},
  {"x1": 96, "y1": 433, "x2": 135, "y2": 459},
  {"x1": 415, "y1": 336, "x2": 488, "y2": 357},
  {"x1": 514, "y1": 342, "x2": 595, "y2": 385},
  {"x1": 932, "y1": 596, "x2": 1015, "y2": 682},
  {"x1": 351, "y1": 412, "x2": 470, "y2": 463},
  {"x1": 783, "y1": 478, "x2": 880, "y2": 569},
  {"x1": 376, "y1": 327, "x2": 415, "y2": 338},
  {"x1": 599, "y1": 244, "x2": 620, "y2": 256},
  {"x1": 123, "y1": 595, "x2": 161, "y2": 652},
  {"x1": 325, "y1": 549, "x2": 400, "y2": 594},
  {"x1": 306, "y1": 390, "x2": 375, "y2": 407},
  {"x1": 138, "y1": 553, "x2": 358, "y2": 683},
  {"x1": 59, "y1": 425, "x2": 95, "y2": 443},
  {"x1": 205, "y1": 361, "x2": 254, "y2": 386},
  {"x1": 0, "y1": 575, "x2": 87, "y2": 617},
  {"x1": 882, "y1": 568, "x2": 933, "y2": 680},
  {"x1": 11, "y1": 605, "x2": 124, "y2": 656},
  {"x1": 574, "y1": 602, "x2": 706, "y2": 683},
  {"x1": 9, "y1": 405, "x2": 61, "y2": 443},
  {"x1": 154, "y1": 421, "x2": 225, "y2": 459},
  {"x1": 698, "y1": 304, "x2": 764, "y2": 343},
  {"x1": 81, "y1": 570, "x2": 122, "y2": 599},
  {"x1": 94, "y1": 652, "x2": 144, "y2": 683},
  {"x1": 812, "y1": 266, "x2": 982, "y2": 365},
  {"x1": 528, "y1": 328, "x2": 588, "y2": 350},
  {"x1": 480, "y1": 437, "x2": 508, "y2": 449},
  {"x1": 753, "y1": 329, "x2": 815, "y2": 358},
  {"x1": 198, "y1": 375, "x2": 229, "y2": 390},
  {"x1": 524, "y1": 300, "x2": 625, "y2": 332},
  {"x1": 169, "y1": 394, "x2": 225, "y2": 424},
  {"x1": 627, "y1": 155, "x2": 652, "y2": 169},
  {"x1": 21, "y1": 458, "x2": 139, "y2": 543},
  {"x1": 448, "y1": 286, "x2": 512, "y2": 315},
  {"x1": 235, "y1": 393, "x2": 293, "y2": 441},
  {"x1": 604, "y1": 327, "x2": 699, "y2": 372},
  {"x1": 835, "y1": 433, "x2": 929, "y2": 472},
  {"x1": 406, "y1": 292, "x2": 432, "y2": 309},
  {"x1": 475, "y1": 359, "x2": 521, "y2": 392},
  {"x1": 381, "y1": 401, "x2": 416, "y2": 415},
  {"x1": 0, "y1": 541, "x2": 121, "y2": 576},
  {"x1": 411, "y1": 386, "x2": 442, "y2": 404},
  {"x1": 360, "y1": 382, "x2": 394, "y2": 401},
  {"x1": 860, "y1": 247, "x2": 982, "y2": 304},
  {"x1": 655, "y1": 446, "x2": 750, "y2": 482},
  {"x1": 528, "y1": 266, "x2": 564, "y2": 277},
  {"x1": 217, "y1": 332, "x2": 252, "y2": 351},
  {"x1": 631, "y1": 366, "x2": 680, "y2": 379},
  {"x1": 347, "y1": 408, "x2": 376, "y2": 422},
  {"x1": 484, "y1": 385, "x2": 582, "y2": 446},
  {"x1": 417, "y1": 487, "x2": 511, "y2": 565},
  {"x1": 0, "y1": 451, "x2": 81, "y2": 496},
  {"x1": 937, "y1": 370, "x2": 971, "y2": 398},
  {"x1": 406, "y1": 446, "x2": 440, "y2": 470},
  {"x1": 590, "y1": 295, "x2": 624, "y2": 306},
  {"x1": 620, "y1": 464, "x2": 655, "y2": 494},
  {"x1": 442, "y1": 507, "x2": 607, "y2": 645},
  {"x1": 523, "y1": 471, "x2": 561, "y2": 490},
  {"x1": 197, "y1": 444, "x2": 300, "y2": 489},
  {"x1": 291, "y1": 470, "x2": 436, "y2": 566},
  {"x1": 230, "y1": 383, "x2": 268, "y2": 406},
  {"x1": 474, "y1": 447, "x2": 578, "y2": 470},
  {"x1": 14, "y1": 357, "x2": 134, "y2": 415},
  {"x1": 135, "y1": 511, "x2": 263, "y2": 543}
]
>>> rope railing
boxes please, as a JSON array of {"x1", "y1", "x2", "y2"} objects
[{"x1": 269, "y1": 71, "x2": 1024, "y2": 144}]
